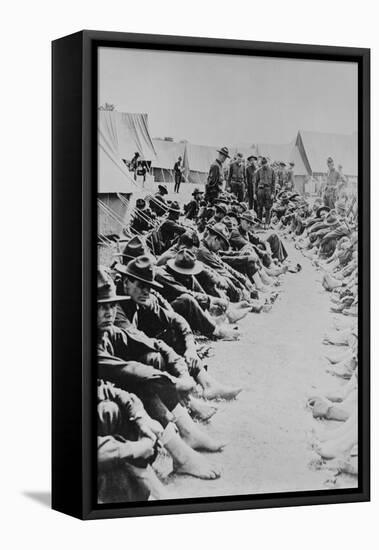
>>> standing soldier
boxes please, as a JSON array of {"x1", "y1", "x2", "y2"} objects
[
  {"x1": 254, "y1": 157, "x2": 276, "y2": 228},
  {"x1": 205, "y1": 146, "x2": 230, "y2": 204},
  {"x1": 284, "y1": 161, "x2": 295, "y2": 192},
  {"x1": 130, "y1": 152, "x2": 140, "y2": 181},
  {"x1": 227, "y1": 152, "x2": 246, "y2": 202},
  {"x1": 276, "y1": 162, "x2": 286, "y2": 192},
  {"x1": 323, "y1": 157, "x2": 342, "y2": 209},
  {"x1": 173, "y1": 156, "x2": 184, "y2": 193},
  {"x1": 246, "y1": 155, "x2": 257, "y2": 210}
]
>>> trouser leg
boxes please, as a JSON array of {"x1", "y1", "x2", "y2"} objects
[
  {"x1": 171, "y1": 293, "x2": 216, "y2": 337},
  {"x1": 256, "y1": 188, "x2": 265, "y2": 220}
]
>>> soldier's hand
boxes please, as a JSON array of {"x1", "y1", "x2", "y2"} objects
[
  {"x1": 184, "y1": 349, "x2": 202, "y2": 373},
  {"x1": 271, "y1": 194, "x2": 274, "y2": 200},
  {"x1": 254, "y1": 194, "x2": 257, "y2": 200}
]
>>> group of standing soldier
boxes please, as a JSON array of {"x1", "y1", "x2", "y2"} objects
[{"x1": 205, "y1": 146, "x2": 295, "y2": 227}]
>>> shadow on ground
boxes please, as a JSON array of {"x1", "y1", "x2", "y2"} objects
[{"x1": 23, "y1": 491, "x2": 51, "y2": 507}]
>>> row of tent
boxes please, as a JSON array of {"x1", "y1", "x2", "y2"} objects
[{"x1": 99, "y1": 110, "x2": 358, "y2": 195}]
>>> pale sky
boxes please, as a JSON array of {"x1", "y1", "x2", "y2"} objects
[{"x1": 99, "y1": 47, "x2": 358, "y2": 147}]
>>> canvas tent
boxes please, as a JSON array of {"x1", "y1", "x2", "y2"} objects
[
  {"x1": 183, "y1": 143, "x2": 219, "y2": 184},
  {"x1": 295, "y1": 130, "x2": 358, "y2": 178},
  {"x1": 151, "y1": 139, "x2": 186, "y2": 183},
  {"x1": 98, "y1": 110, "x2": 156, "y2": 238}
]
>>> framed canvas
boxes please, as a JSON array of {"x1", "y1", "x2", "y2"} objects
[{"x1": 52, "y1": 30, "x2": 370, "y2": 520}]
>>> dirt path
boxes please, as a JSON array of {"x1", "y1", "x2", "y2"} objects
[{"x1": 166, "y1": 238, "x2": 357, "y2": 498}]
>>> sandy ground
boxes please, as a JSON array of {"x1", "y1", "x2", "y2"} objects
[{"x1": 164, "y1": 238, "x2": 357, "y2": 498}]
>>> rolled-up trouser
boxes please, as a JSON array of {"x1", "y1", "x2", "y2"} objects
[
  {"x1": 256, "y1": 187, "x2": 273, "y2": 223},
  {"x1": 319, "y1": 226, "x2": 350, "y2": 257},
  {"x1": 265, "y1": 232, "x2": 288, "y2": 263},
  {"x1": 221, "y1": 254, "x2": 259, "y2": 283},
  {"x1": 231, "y1": 180, "x2": 245, "y2": 202},
  {"x1": 171, "y1": 293, "x2": 216, "y2": 339}
]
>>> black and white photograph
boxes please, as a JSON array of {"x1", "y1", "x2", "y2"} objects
[{"x1": 96, "y1": 46, "x2": 360, "y2": 505}]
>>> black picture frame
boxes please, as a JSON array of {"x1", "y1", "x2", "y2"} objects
[{"x1": 52, "y1": 30, "x2": 370, "y2": 520}]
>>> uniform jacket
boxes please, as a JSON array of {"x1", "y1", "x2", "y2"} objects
[
  {"x1": 205, "y1": 160, "x2": 224, "y2": 201},
  {"x1": 246, "y1": 164, "x2": 256, "y2": 191},
  {"x1": 160, "y1": 218, "x2": 187, "y2": 249},
  {"x1": 255, "y1": 165, "x2": 276, "y2": 194},
  {"x1": 155, "y1": 265, "x2": 211, "y2": 310},
  {"x1": 116, "y1": 292, "x2": 195, "y2": 352},
  {"x1": 228, "y1": 161, "x2": 246, "y2": 184}
]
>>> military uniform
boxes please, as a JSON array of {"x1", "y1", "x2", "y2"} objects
[
  {"x1": 228, "y1": 160, "x2": 246, "y2": 202},
  {"x1": 323, "y1": 168, "x2": 342, "y2": 209},
  {"x1": 205, "y1": 159, "x2": 224, "y2": 204},
  {"x1": 97, "y1": 379, "x2": 153, "y2": 503},
  {"x1": 246, "y1": 163, "x2": 256, "y2": 209},
  {"x1": 255, "y1": 165, "x2": 276, "y2": 224}
]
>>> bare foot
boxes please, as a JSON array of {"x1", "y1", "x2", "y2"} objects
[
  {"x1": 227, "y1": 306, "x2": 249, "y2": 324},
  {"x1": 188, "y1": 396, "x2": 218, "y2": 422},
  {"x1": 203, "y1": 383, "x2": 242, "y2": 400},
  {"x1": 214, "y1": 325, "x2": 240, "y2": 341},
  {"x1": 179, "y1": 421, "x2": 226, "y2": 452},
  {"x1": 174, "y1": 451, "x2": 221, "y2": 479}
]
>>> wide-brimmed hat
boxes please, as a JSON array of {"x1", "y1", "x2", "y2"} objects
[
  {"x1": 316, "y1": 205, "x2": 331, "y2": 218},
  {"x1": 98, "y1": 267, "x2": 129, "y2": 303},
  {"x1": 115, "y1": 235, "x2": 146, "y2": 260},
  {"x1": 215, "y1": 203, "x2": 228, "y2": 215},
  {"x1": 158, "y1": 184, "x2": 168, "y2": 195},
  {"x1": 168, "y1": 200, "x2": 182, "y2": 214},
  {"x1": 192, "y1": 187, "x2": 204, "y2": 196},
  {"x1": 207, "y1": 222, "x2": 230, "y2": 250},
  {"x1": 247, "y1": 155, "x2": 257, "y2": 161},
  {"x1": 217, "y1": 146, "x2": 230, "y2": 159},
  {"x1": 325, "y1": 211, "x2": 339, "y2": 225},
  {"x1": 136, "y1": 198, "x2": 146, "y2": 209},
  {"x1": 167, "y1": 249, "x2": 203, "y2": 276},
  {"x1": 289, "y1": 162, "x2": 295, "y2": 167},
  {"x1": 239, "y1": 211, "x2": 258, "y2": 225},
  {"x1": 116, "y1": 255, "x2": 163, "y2": 289},
  {"x1": 279, "y1": 161, "x2": 286, "y2": 166}
]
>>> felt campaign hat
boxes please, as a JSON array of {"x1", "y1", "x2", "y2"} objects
[
  {"x1": 207, "y1": 222, "x2": 230, "y2": 250},
  {"x1": 192, "y1": 187, "x2": 204, "y2": 196},
  {"x1": 316, "y1": 205, "x2": 331, "y2": 218},
  {"x1": 239, "y1": 211, "x2": 259, "y2": 224},
  {"x1": 168, "y1": 200, "x2": 182, "y2": 214},
  {"x1": 324, "y1": 211, "x2": 339, "y2": 226},
  {"x1": 115, "y1": 235, "x2": 146, "y2": 260},
  {"x1": 97, "y1": 267, "x2": 129, "y2": 303},
  {"x1": 158, "y1": 184, "x2": 168, "y2": 195},
  {"x1": 167, "y1": 249, "x2": 203, "y2": 276},
  {"x1": 116, "y1": 255, "x2": 163, "y2": 289},
  {"x1": 217, "y1": 146, "x2": 230, "y2": 158}
]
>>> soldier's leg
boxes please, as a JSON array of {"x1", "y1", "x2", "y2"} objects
[
  {"x1": 171, "y1": 293, "x2": 217, "y2": 338},
  {"x1": 256, "y1": 188, "x2": 264, "y2": 220}
]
